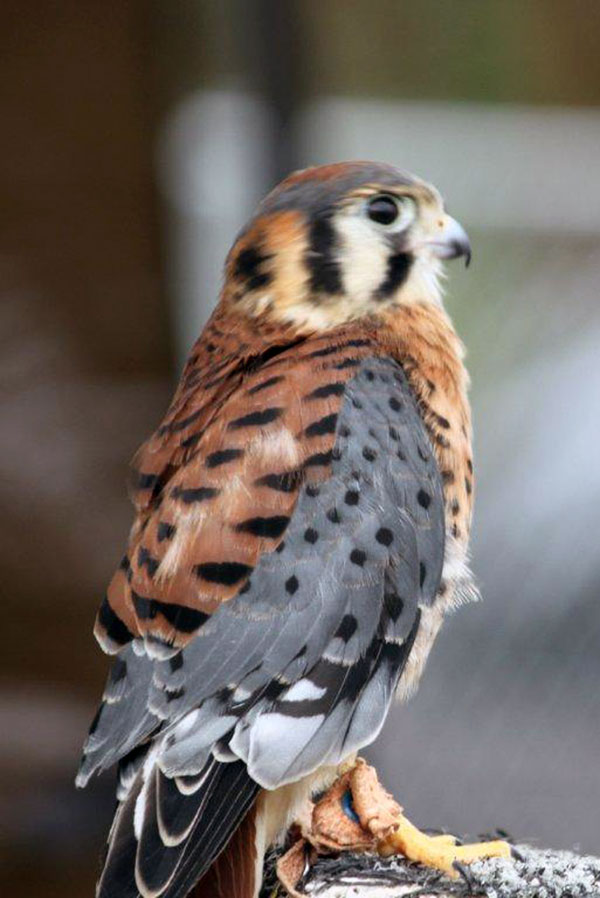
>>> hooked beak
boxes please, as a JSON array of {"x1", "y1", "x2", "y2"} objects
[{"x1": 427, "y1": 214, "x2": 472, "y2": 267}]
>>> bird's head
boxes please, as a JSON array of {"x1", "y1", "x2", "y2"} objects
[{"x1": 223, "y1": 161, "x2": 471, "y2": 332}]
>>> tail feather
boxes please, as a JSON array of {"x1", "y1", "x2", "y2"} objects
[
  {"x1": 97, "y1": 757, "x2": 260, "y2": 898},
  {"x1": 190, "y1": 807, "x2": 258, "y2": 898}
]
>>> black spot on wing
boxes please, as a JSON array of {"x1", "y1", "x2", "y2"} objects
[
  {"x1": 171, "y1": 486, "x2": 220, "y2": 504},
  {"x1": 205, "y1": 448, "x2": 244, "y2": 468},
  {"x1": 138, "y1": 547, "x2": 159, "y2": 578},
  {"x1": 307, "y1": 338, "x2": 371, "y2": 359},
  {"x1": 194, "y1": 561, "x2": 253, "y2": 586},
  {"x1": 335, "y1": 614, "x2": 358, "y2": 641},
  {"x1": 228, "y1": 407, "x2": 283, "y2": 429},
  {"x1": 234, "y1": 515, "x2": 290, "y2": 539},
  {"x1": 304, "y1": 450, "x2": 333, "y2": 468},
  {"x1": 307, "y1": 382, "x2": 345, "y2": 399},
  {"x1": 98, "y1": 596, "x2": 133, "y2": 646},
  {"x1": 255, "y1": 469, "x2": 303, "y2": 492},
  {"x1": 132, "y1": 592, "x2": 210, "y2": 633},
  {"x1": 304, "y1": 413, "x2": 338, "y2": 437},
  {"x1": 157, "y1": 522, "x2": 176, "y2": 542},
  {"x1": 247, "y1": 375, "x2": 284, "y2": 395}
]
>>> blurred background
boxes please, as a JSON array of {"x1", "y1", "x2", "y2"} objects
[{"x1": 2, "y1": 1, "x2": 600, "y2": 894}]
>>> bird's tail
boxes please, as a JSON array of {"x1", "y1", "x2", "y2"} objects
[
  {"x1": 97, "y1": 755, "x2": 260, "y2": 898},
  {"x1": 188, "y1": 806, "x2": 260, "y2": 898}
]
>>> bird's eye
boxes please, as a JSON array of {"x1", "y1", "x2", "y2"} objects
[
  {"x1": 367, "y1": 195, "x2": 399, "y2": 225},
  {"x1": 365, "y1": 194, "x2": 416, "y2": 230}
]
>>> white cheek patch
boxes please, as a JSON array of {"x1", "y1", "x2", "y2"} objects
[{"x1": 335, "y1": 216, "x2": 389, "y2": 306}]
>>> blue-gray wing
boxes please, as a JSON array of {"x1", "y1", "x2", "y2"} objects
[{"x1": 79, "y1": 356, "x2": 445, "y2": 898}]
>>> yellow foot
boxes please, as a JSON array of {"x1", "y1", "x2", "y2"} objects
[
  {"x1": 378, "y1": 812, "x2": 511, "y2": 878},
  {"x1": 345, "y1": 758, "x2": 512, "y2": 880}
]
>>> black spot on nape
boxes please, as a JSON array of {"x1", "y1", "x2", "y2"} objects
[
  {"x1": 441, "y1": 470, "x2": 455, "y2": 485},
  {"x1": 436, "y1": 433, "x2": 451, "y2": 449},
  {"x1": 307, "y1": 382, "x2": 345, "y2": 400},
  {"x1": 305, "y1": 483, "x2": 321, "y2": 497},
  {"x1": 465, "y1": 477, "x2": 473, "y2": 495},
  {"x1": 98, "y1": 596, "x2": 132, "y2": 646},
  {"x1": 169, "y1": 653, "x2": 183, "y2": 672},
  {"x1": 344, "y1": 489, "x2": 359, "y2": 506},
  {"x1": 417, "y1": 489, "x2": 431, "y2": 509},
  {"x1": 350, "y1": 548, "x2": 366, "y2": 566},
  {"x1": 234, "y1": 245, "x2": 272, "y2": 291},
  {"x1": 339, "y1": 425, "x2": 351, "y2": 438},
  {"x1": 256, "y1": 469, "x2": 302, "y2": 492},
  {"x1": 389, "y1": 426, "x2": 399, "y2": 441},
  {"x1": 436, "y1": 414, "x2": 451, "y2": 429},
  {"x1": 389, "y1": 396, "x2": 402, "y2": 412},
  {"x1": 235, "y1": 515, "x2": 290, "y2": 539},
  {"x1": 375, "y1": 252, "x2": 413, "y2": 299},
  {"x1": 305, "y1": 413, "x2": 338, "y2": 438},
  {"x1": 384, "y1": 591, "x2": 404, "y2": 622},
  {"x1": 362, "y1": 446, "x2": 377, "y2": 461},
  {"x1": 285, "y1": 575, "x2": 299, "y2": 595},
  {"x1": 228, "y1": 407, "x2": 283, "y2": 429},
  {"x1": 247, "y1": 375, "x2": 284, "y2": 395},
  {"x1": 376, "y1": 527, "x2": 393, "y2": 546},
  {"x1": 419, "y1": 562, "x2": 427, "y2": 588},
  {"x1": 304, "y1": 528, "x2": 319, "y2": 544},
  {"x1": 171, "y1": 485, "x2": 220, "y2": 504},
  {"x1": 466, "y1": 458, "x2": 473, "y2": 474},
  {"x1": 157, "y1": 522, "x2": 176, "y2": 542},
  {"x1": 275, "y1": 541, "x2": 286, "y2": 553},
  {"x1": 195, "y1": 561, "x2": 253, "y2": 586},
  {"x1": 451, "y1": 498, "x2": 460, "y2": 516},
  {"x1": 326, "y1": 506, "x2": 341, "y2": 523},
  {"x1": 365, "y1": 369, "x2": 375, "y2": 381},
  {"x1": 335, "y1": 614, "x2": 358, "y2": 641},
  {"x1": 307, "y1": 212, "x2": 343, "y2": 294},
  {"x1": 205, "y1": 448, "x2": 244, "y2": 468}
]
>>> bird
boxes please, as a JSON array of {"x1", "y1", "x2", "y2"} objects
[{"x1": 77, "y1": 161, "x2": 511, "y2": 898}]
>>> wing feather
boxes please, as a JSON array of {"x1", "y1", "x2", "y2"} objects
[{"x1": 81, "y1": 353, "x2": 445, "y2": 898}]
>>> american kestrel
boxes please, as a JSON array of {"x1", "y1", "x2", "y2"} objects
[{"x1": 77, "y1": 162, "x2": 510, "y2": 898}]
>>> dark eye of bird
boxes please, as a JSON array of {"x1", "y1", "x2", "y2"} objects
[{"x1": 367, "y1": 195, "x2": 399, "y2": 226}]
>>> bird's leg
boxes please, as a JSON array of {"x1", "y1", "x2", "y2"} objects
[{"x1": 345, "y1": 759, "x2": 512, "y2": 879}]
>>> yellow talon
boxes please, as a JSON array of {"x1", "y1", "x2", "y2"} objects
[
  {"x1": 428, "y1": 833, "x2": 458, "y2": 846},
  {"x1": 378, "y1": 813, "x2": 511, "y2": 878}
]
